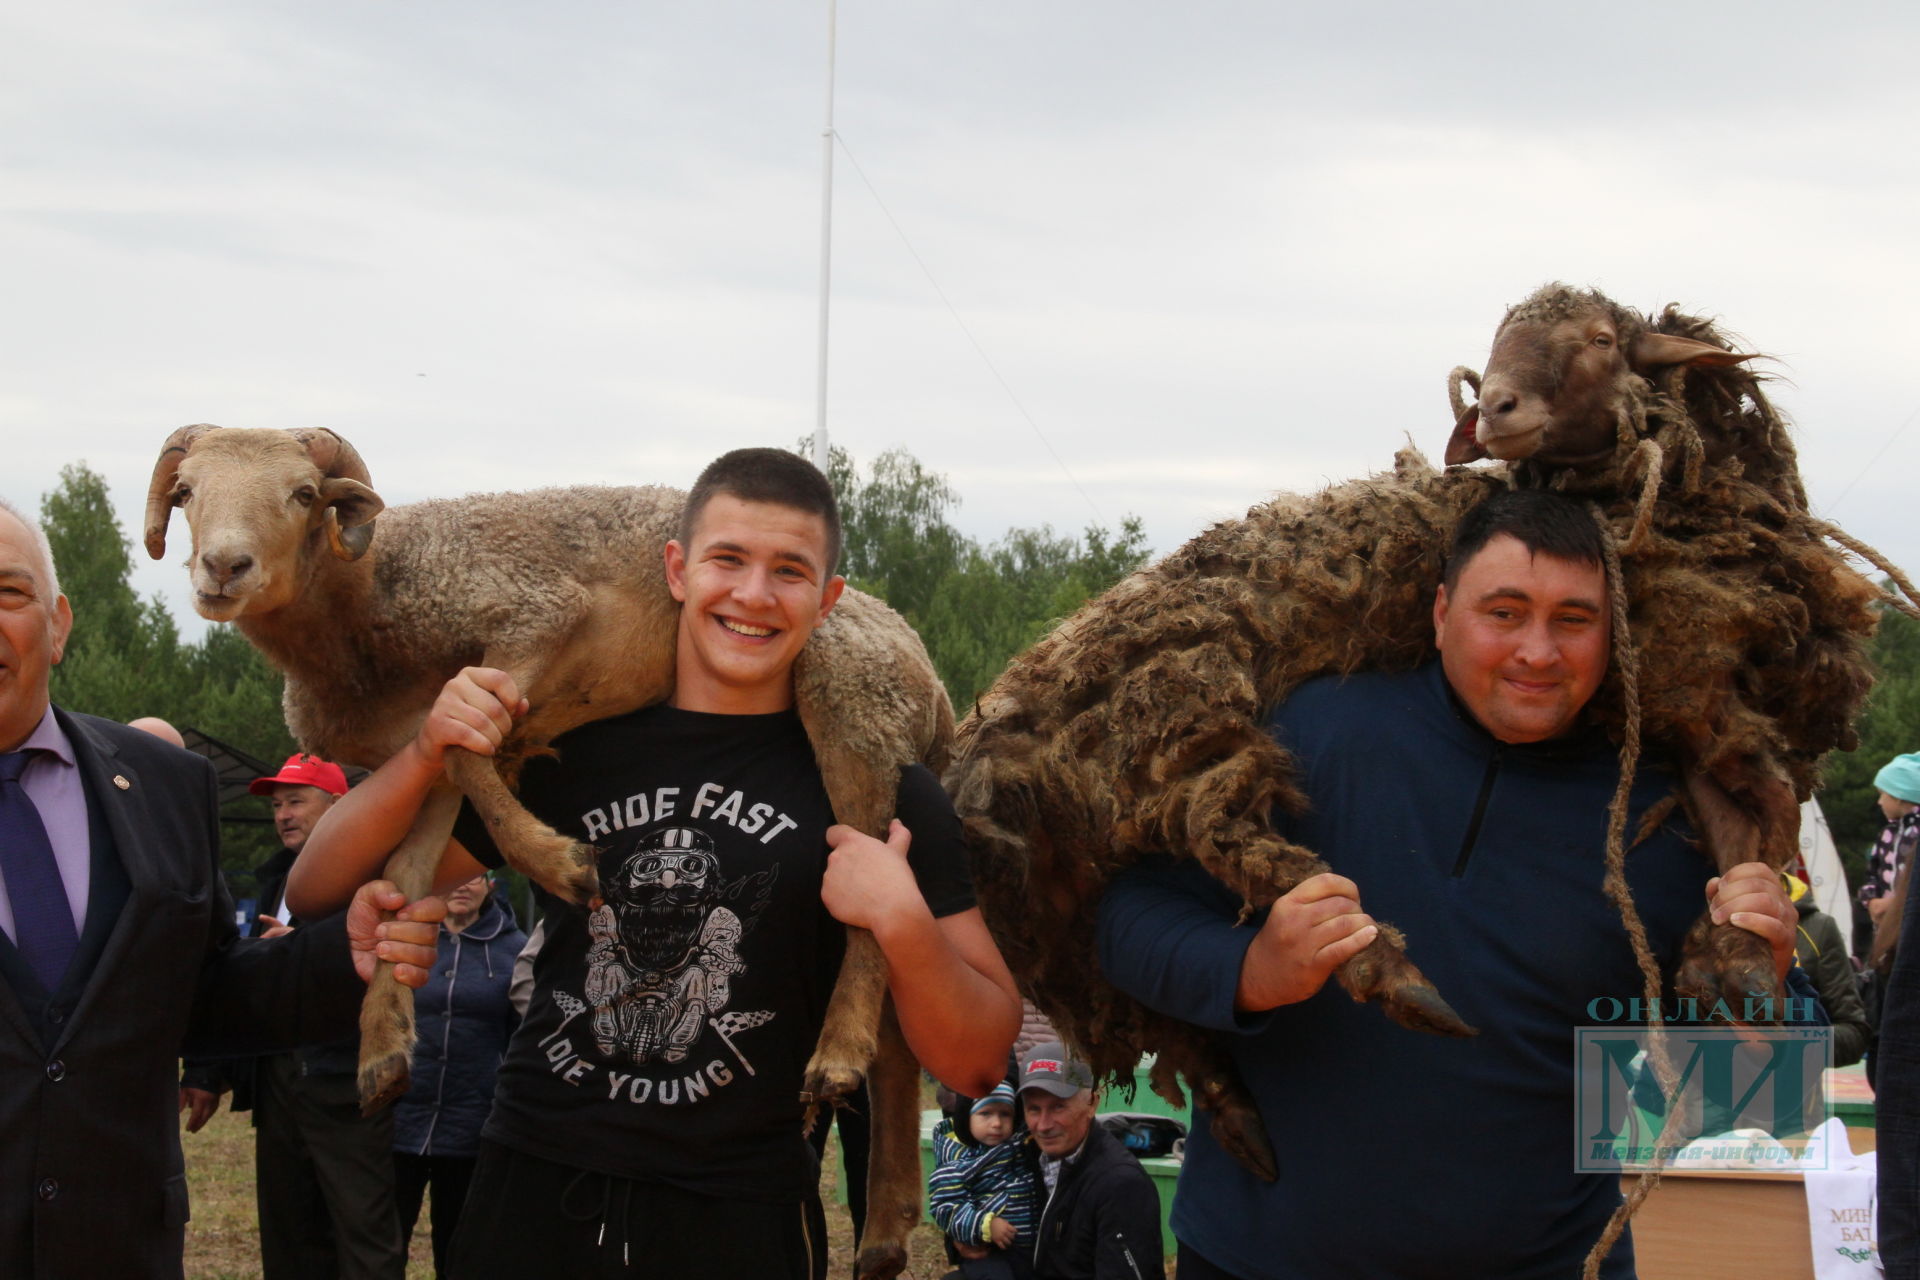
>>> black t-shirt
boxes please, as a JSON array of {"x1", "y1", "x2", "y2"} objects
[{"x1": 452, "y1": 703, "x2": 974, "y2": 1201}]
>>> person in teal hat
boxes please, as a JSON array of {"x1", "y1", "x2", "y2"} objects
[{"x1": 1860, "y1": 752, "x2": 1920, "y2": 935}]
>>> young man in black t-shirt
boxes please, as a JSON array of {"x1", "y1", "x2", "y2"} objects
[{"x1": 290, "y1": 448, "x2": 1021, "y2": 1279}]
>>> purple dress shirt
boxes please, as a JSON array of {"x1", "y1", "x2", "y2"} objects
[{"x1": 0, "y1": 708, "x2": 90, "y2": 944}]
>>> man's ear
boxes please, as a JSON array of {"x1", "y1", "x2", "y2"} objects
[
  {"x1": 664, "y1": 540, "x2": 688, "y2": 603},
  {"x1": 1432, "y1": 583, "x2": 1450, "y2": 650},
  {"x1": 50, "y1": 594, "x2": 72, "y2": 665},
  {"x1": 817, "y1": 574, "x2": 846, "y2": 622}
]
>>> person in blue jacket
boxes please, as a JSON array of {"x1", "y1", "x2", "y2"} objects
[
  {"x1": 392, "y1": 872, "x2": 526, "y2": 1277},
  {"x1": 1097, "y1": 487, "x2": 1809, "y2": 1280}
]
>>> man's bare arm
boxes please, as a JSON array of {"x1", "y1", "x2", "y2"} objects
[
  {"x1": 286, "y1": 667, "x2": 518, "y2": 915},
  {"x1": 822, "y1": 820, "x2": 1020, "y2": 1098}
]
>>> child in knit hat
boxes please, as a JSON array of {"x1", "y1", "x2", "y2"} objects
[
  {"x1": 928, "y1": 1081, "x2": 1038, "y2": 1279},
  {"x1": 1862, "y1": 751, "x2": 1920, "y2": 931}
]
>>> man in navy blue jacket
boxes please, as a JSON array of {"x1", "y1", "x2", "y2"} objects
[{"x1": 1097, "y1": 488, "x2": 1807, "y2": 1280}]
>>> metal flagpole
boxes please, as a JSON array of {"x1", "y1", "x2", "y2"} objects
[{"x1": 811, "y1": 0, "x2": 837, "y2": 473}]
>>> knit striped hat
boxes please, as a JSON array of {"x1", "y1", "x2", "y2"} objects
[{"x1": 970, "y1": 1082, "x2": 1016, "y2": 1114}]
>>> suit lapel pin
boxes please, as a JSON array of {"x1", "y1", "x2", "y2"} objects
[{"x1": 113, "y1": 775, "x2": 131, "y2": 790}]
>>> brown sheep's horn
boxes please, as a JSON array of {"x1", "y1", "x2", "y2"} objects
[
  {"x1": 287, "y1": 428, "x2": 374, "y2": 486},
  {"x1": 143, "y1": 424, "x2": 219, "y2": 560}
]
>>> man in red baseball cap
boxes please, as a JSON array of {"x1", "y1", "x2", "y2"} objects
[
  {"x1": 183, "y1": 752, "x2": 409, "y2": 1280},
  {"x1": 250, "y1": 754, "x2": 349, "y2": 930}
]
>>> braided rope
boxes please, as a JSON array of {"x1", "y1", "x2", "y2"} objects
[
  {"x1": 1579, "y1": 501, "x2": 1680, "y2": 1279},
  {"x1": 1816, "y1": 520, "x2": 1920, "y2": 621}
]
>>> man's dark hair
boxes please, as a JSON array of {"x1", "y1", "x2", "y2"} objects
[
  {"x1": 678, "y1": 448, "x2": 842, "y2": 576},
  {"x1": 1443, "y1": 488, "x2": 1604, "y2": 591}
]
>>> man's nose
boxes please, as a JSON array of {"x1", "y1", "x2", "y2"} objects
[
  {"x1": 1512, "y1": 621, "x2": 1559, "y2": 666},
  {"x1": 734, "y1": 566, "x2": 776, "y2": 606}
]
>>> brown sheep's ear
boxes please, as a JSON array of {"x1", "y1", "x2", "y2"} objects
[
  {"x1": 320, "y1": 478, "x2": 383, "y2": 561},
  {"x1": 1444, "y1": 404, "x2": 1487, "y2": 466},
  {"x1": 1630, "y1": 332, "x2": 1759, "y2": 371}
]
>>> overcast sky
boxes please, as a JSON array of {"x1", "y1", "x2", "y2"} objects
[{"x1": 5, "y1": 2, "x2": 1917, "y2": 637}]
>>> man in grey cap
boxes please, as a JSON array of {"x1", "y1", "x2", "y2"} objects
[{"x1": 1018, "y1": 1041, "x2": 1164, "y2": 1280}]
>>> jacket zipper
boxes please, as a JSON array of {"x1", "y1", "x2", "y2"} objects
[
  {"x1": 1451, "y1": 748, "x2": 1501, "y2": 877},
  {"x1": 1117, "y1": 1232, "x2": 1144, "y2": 1279}
]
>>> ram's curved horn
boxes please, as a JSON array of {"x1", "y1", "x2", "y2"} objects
[
  {"x1": 144, "y1": 424, "x2": 220, "y2": 560},
  {"x1": 288, "y1": 428, "x2": 373, "y2": 486}
]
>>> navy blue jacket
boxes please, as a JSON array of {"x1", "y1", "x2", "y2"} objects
[
  {"x1": 1098, "y1": 662, "x2": 1723, "y2": 1280},
  {"x1": 393, "y1": 893, "x2": 525, "y2": 1158}
]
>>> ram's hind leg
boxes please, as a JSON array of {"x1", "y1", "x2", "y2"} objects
[
  {"x1": 1152, "y1": 1039, "x2": 1279, "y2": 1182},
  {"x1": 443, "y1": 749, "x2": 597, "y2": 904},
  {"x1": 1673, "y1": 767, "x2": 1794, "y2": 1020},
  {"x1": 852, "y1": 1004, "x2": 918, "y2": 1280},
  {"x1": 358, "y1": 785, "x2": 462, "y2": 1112}
]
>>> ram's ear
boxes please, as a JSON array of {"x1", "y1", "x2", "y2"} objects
[
  {"x1": 1444, "y1": 403, "x2": 1486, "y2": 466},
  {"x1": 1630, "y1": 331, "x2": 1758, "y2": 372},
  {"x1": 319, "y1": 478, "x2": 383, "y2": 561}
]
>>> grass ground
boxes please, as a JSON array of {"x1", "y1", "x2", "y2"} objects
[{"x1": 181, "y1": 1105, "x2": 956, "y2": 1278}]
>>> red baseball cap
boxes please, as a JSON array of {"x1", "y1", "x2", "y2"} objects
[{"x1": 249, "y1": 753, "x2": 349, "y2": 797}]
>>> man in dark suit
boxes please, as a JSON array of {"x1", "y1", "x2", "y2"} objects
[{"x1": 0, "y1": 496, "x2": 444, "y2": 1278}]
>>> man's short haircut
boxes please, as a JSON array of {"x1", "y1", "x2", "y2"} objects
[
  {"x1": 0, "y1": 496, "x2": 60, "y2": 600},
  {"x1": 678, "y1": 448, "x2": 842, "y2": 577},
  {"x1": 1443, "y1": 488, "x2": 1604, "y2": 591}
]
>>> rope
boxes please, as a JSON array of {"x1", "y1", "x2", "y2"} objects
[
  {"x1": 1621, "y1": 441, "x2": 1664, "y2": 555},
  {"x1": 1580, "y1": 500, "x2": 1677, "y2": 1279},
  {"x1": 1815, "y1": 521, "x2": 1920, "y2": 621}
]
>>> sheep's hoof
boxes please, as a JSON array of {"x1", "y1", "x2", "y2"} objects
[
  {"x1": 559, "y1": 856, "x2": 599, "y2": 905},
  {"x1": 1199, "y1": 1084, "x2": 1277, "y2": 1183},
  {"x1": 357, "y1": 1050, "x2": 411, "y2": 1116},
  {"x1": 798, "y1": 1060, "x2": 865, "y2": 1107},
  {"x1": 1376, "y1": 978, "x2": 1477, "y2": 1039},
  {"x1": 853, "y1": 1241, "x2": 907, "y2": 1280},
  {"x1": 1341, "y1": 935, "x2": 1477, "y2": 1037},
  {"x1": 1674, "y1": 916, "x2": 1783, "y2": 1023}
]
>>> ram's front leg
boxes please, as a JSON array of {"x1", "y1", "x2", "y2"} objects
[
  {"x1": 853, "y1": 1004, "x2": 919, "y2": 1280},
  {"x1": 802, "y1": 927, "x2": 884, "y2": 1107},
  {"x1": 358, "y1": 785, "x2": 461, "y2": 1112},
  {"x1": 1672, "y1": 766, "x2": 1790, "y2": 1020},
  {"x1": 443, "y1": 748, "x2": 598, "y2": 904},
  {"x1": 1179, "y1": 743, "x2": 1475, "y2": 1041}
]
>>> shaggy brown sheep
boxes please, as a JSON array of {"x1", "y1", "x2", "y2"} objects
[
  {"x1": 945, "y1": 285, "x2": 1891, "y2": 1196},
  {"x1": 144, "y1": 426, "x2": 945, "y2": 1280}
]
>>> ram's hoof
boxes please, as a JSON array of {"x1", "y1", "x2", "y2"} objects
[
  {"x1": 798, "y1": 1060, "x2": 865, "y2": 1107},
  {"x1": 1209, "y1": 1095, "x2": 1279, "y2": 1183},
  {"x1": 559, "y1": 854, "x2": 599, "y2": 906},
  {"x1": 854, "y1": 1242, "x2": 907, "y2": 1280},
  {"x1": 1674, "y1": 917, "x2": 1783, "y2": 1024},
  {"x1": 1376, "y1": 978, "x2": 1478, "y2": 1039},
  {"x1": 357, "y1": 1051, "x2": 410, "y2": 1116}
]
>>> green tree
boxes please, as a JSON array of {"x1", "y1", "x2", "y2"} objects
[{"x1": 818, "y1": 444, "x2": 1150, "y2": 708}]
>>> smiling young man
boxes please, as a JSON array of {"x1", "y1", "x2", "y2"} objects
[
  {"x1": 289, "y1": 448, "x2": 1019, "y2": 1279},
  {"x1": 1096, "y1": 487, "x2": 1802, "y2": 1280}
]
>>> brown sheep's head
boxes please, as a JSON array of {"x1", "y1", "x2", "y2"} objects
[
  {"x1": 144, "y1": 426, "x2": 385, "y2": 622},
  {"x1": 1447, "y1": 284, "x2": 1757, "y2": 467}
]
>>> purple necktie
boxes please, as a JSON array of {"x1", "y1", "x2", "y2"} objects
[{"x1": 0, "y1": 751, "x2": 79, "y2": 991}]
